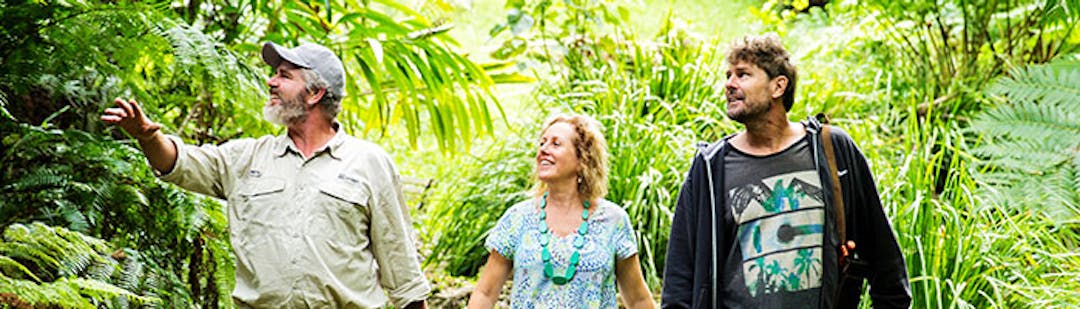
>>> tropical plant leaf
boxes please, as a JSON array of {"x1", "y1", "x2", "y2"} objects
[{"x1": 972, "y1": 60, "x2": 1080, "y2": 223}]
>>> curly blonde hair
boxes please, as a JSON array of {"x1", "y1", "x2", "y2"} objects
[{"x1": 532, "y1": 113, "x2": 609, "y2": 202}]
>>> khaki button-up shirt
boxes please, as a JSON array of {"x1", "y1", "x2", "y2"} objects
[{"x1": 160, "y1": 128, "x2": 430, "y2": 308}]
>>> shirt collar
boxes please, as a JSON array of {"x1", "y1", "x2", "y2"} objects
[{"x1": 273, "y1": 122, "x2": 347, "y2": 160}]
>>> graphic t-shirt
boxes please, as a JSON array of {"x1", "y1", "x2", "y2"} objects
[{"x1": 721, "y1": 135, "x2": 825, "y2": 307}]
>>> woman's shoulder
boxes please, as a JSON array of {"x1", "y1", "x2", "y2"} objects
[{"x1": 594, "y1": 198, "x2": 630, "y2": 221}]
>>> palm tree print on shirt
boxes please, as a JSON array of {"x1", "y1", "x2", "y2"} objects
[{"x1": 731, "y1": 170, "x2": 825, "y2": 296}]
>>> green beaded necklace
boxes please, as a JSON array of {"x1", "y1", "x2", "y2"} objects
[{"x1": 538, "y1": 192, "x2": 590, "y2": 285}]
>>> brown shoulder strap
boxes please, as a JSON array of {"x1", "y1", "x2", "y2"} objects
[{"x1": 821, "y1": 125, "x2": 846, "y2": 242}]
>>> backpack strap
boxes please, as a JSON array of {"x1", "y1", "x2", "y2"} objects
[{"x1": 820, "y1": 123, "x2": 846, "y2": 244}]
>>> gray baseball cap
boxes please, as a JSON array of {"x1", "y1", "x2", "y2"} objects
[{"x1": 261, "y1": 42, "x2": 346, "y2": 97}]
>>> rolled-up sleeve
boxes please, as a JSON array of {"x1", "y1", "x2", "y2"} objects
[{"x1": 368, "y1": 158, "x2": 431, "y2": 308}]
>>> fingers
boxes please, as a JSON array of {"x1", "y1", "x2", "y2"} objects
[
  {"x1": 839, "y1": 241, "x2": 856, "y2": 258},
  {"x1": 117, "y1": 98, "x2": 135, "y2": 119},
  {"x1": 127, "y1": 99, "x2": 146, "y2": 119},
  {"x1": 105, "y1": 98, "x2": 131, "y2": 118},
  {"x1": 102, "y1": 99, "x2": 129, "y2": 124},
  {"x1": 102, "y1": 107, "x2": 127, "y2": 117},
  {"x1": 101, "y1": 108, "x2": 125, "y2": 123},
  {"x1": 104, "y1": 98, "x2": 147, "y2": 120}
]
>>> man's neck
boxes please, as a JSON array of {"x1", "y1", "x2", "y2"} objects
[
  {"x1": 286, "y1": 115, "x2": 336, "y2": 158},
  {"x1": 732, "y1": 105, "x2": 805, "y2": 156}
]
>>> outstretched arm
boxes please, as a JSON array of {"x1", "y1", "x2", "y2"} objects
[{"x1": 100, "y1": 98, "x2": 177, "y2": 174}]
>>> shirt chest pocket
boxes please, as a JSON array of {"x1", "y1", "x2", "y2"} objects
[
  {"x1": 234, "y1": 178, "x2": 287, "y2": 224},
  {"x1": 314, "y1": 180, "x2": 372, "y2": 243},
  {"x1": 238, "y1": 178, "x2": 286, "y2": 199}
]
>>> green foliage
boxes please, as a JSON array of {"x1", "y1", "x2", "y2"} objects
[
  {"x1": 0, "y1": 223, "x2": 161, "y2": 308},
  {"x1": 487, "y1": 0, "x2": 636, "y2": 70},
  {"x1": 422, "y1": 125, "x2": 536, "y2": 277},
  {"x1": 0, "y1": 0, "x2": 272, "y2": 143},
  {"x1": 860, "y1": 103, "x2": 1080, "y2": 308},
  {"x1": 971, "y1": 60, "x2": 1080, "y2": 222},
  {"x1": 1, "y1": 0, "x2": 508, "y2": 150},
  {"x1": 856, "y1": 0, "x2": 1078, "y2": 116},
  {"x1": 757, "y1": 0, "x2": 1079, "y2": 118},
  {"x1": 241, "y1": 0, "x2": 505, "y2": 150},
  {"x1": 0, "y1": 120, "x2": 232, "y2": 307}
]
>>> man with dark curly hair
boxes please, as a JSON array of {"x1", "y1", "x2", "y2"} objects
[{"x1": 662, "y1": 33, "x2": 911, "y2": 308}]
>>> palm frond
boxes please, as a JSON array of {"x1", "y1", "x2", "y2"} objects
[{"x1": 252, "y1": 0, "x2": 505, "y2": 151}]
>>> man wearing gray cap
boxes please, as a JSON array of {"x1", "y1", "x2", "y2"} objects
[{"x1": 101, "y1": 42, "x2": 431, "y2": 308}]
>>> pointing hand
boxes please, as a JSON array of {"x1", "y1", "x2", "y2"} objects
[{"x1": 101, "y1": 98, "x2": 162, "y2": 141}]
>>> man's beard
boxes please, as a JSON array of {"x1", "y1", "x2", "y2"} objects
[
  {"x1": 264, "y1": 95, "x2": 308, "y2": 126},
  {"x1": 725, "y1": 92, "x2": 771, "y2": 123},
  {"x1": 726, "y1": 101, "x2": 770, "y2": 123}
]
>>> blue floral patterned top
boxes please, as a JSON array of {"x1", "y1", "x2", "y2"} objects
[{"x1": 486, "y1": 198, "x2": 638, "y2": 309}]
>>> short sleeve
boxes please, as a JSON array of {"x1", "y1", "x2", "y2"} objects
[
  {"x1": 611, "y1": 207, "x2": 638, "y2": 260},
  {"x1": 484, "y1": 205, "x2": 523, "y2": 260}
]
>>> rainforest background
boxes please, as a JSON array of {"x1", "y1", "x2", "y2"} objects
[{"x1": 1, "y1": 0, "x2": 1079, "y2": 307}]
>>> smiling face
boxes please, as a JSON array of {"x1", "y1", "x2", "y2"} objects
[
  {"x1": 264, "y1": 61, "x2": 311, "y2": 125},
  {"x1": 724, "y1": 61, "x2": 784, "y2": 123},
  {"x1": 536, "y1": 121, "x2": 582, "y2": 185}
]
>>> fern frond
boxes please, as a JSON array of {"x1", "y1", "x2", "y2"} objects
[
  {"x1": 990, "y1": 62, "x2": 1080, "y2": 108},
  {"x1": 0, "y1": 223, "x2": 167, "y2": 307},
  {"x1": 0, "y1": 255, "x2": 42, "y2": 282},
  {"x1": 973, "y1": 99, "x2": 1080, "y2": 145},
  {"x1": 0, "y1": 242, "x2": 61, "y2": 276},
  {"x1": 53, "y1": 223, "x2": 109, "y2": 255},
  {"x1": 116, "y1": 184, "x2": 150, "y2": 207},
  {"x1": 975, "y1": 60, "x2": 1080, "y2": 223},
  {"x1": 0, "y1": 275, "x2": 94, "y2": 309},
  {"x1": 974, "y1": 140, "x2": 1073, "y2": 171},
  {"x1": 1034, "y1": 167, "x2": 1080, "y2": 219},
  {"x1": 84, "y1": 257, "x2": 117, "y2": 282},
  {"x1": 116, "y1": 250, "x2": 144, "y2": 292},
  {"x1": 4, "y1": 167, "x2": 70, "y2": 192},
  {"x1": 56, "y1": 248, "x2": 96, "y2": 279},
  {"x1": 57, "y1": 201, "x2": 91, "y2": 232},
  {"x1": 27, "y1": 222, "x2": 80, "y2": 258},
  {"x1": 66, "y1": 277, "x2": 161, "y2": 306}
]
